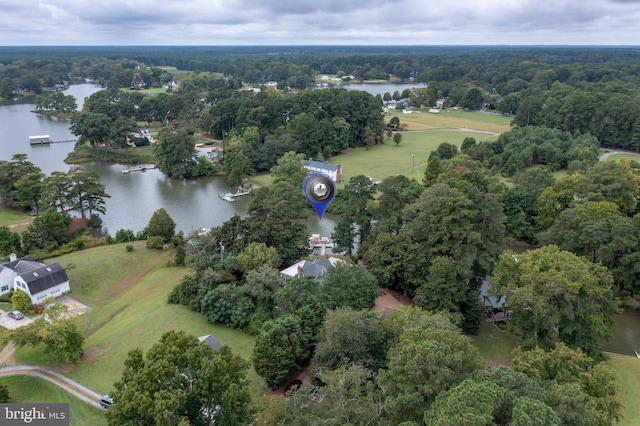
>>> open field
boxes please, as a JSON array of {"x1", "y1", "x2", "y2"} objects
[
  {"x1": 120, "y1": 87, "x2": 168, "y2": 94},
  {"x1": 390, "y1": 109, "x2": 512, "y2": 134},
  {"x1": 605, "y1": 153, "x2": 640, "y2": 163},
  {"x1": 155, "y1": 66, "x2": 194, "y2": 75},
  {"x1": 1, "y1": 376, "x2": 106, "y2": 426},
  {"x1": 249, "y1": 130, "x2": 500, "y2": 188},
  {"x1": 607, "y1": 353, "x2": 640, "y2": 426},
  {"x1": 11, "y1": 243, "x2": 266, "y2": 398},
  {"x1": 0, "y1": 207, "x2": 32, "y2": 230}
]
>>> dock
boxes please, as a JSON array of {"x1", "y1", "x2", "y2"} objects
[
  {"x1": 121, "y1": 166, "x2": 156, "y2": 174},
  {"x1": 29, "y1": 135, "x2": 78, "y2": 145},
  {"x1": 219, "y1": 187, "x2": 252, "y2": 202}
]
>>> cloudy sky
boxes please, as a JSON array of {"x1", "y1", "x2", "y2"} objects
[{"x1": 3, "y1": 0, "x2": 640, "y2": 46}]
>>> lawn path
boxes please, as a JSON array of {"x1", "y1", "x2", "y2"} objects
[
  {"x1": 103, "y1": 247, "x2": 168, "y2": 299},
  {"x1": 0, "y1": 365, "x2": 103, "y2": 408}
]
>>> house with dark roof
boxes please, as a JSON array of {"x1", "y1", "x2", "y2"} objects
[
  {"x1": 280, "y1": 257, "x2": 344, "y2": 282},
  {"x1": 198, "y1": 334, "x2": 221, "y2": 351},
  {"x1": 0, "y1": 254, "x2": 70, "y2": 304}
]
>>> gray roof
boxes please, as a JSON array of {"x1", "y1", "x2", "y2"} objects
[
  {"x1": 198, "y1": 335, "x2": 221, "y2": 351},
  {"x1": 1, "y1": 255, "x2": 34, "y2": 271},
  {"x1": 301, "y1": 257, "x2": 335, "y2": 281},
  {"x1": 16, "y1": 262, "x2": 69, "y2": 295}
]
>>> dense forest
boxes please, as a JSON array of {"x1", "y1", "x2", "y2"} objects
[{"x1": 2, "y1": 46, "x2": 640, "y2": 425}]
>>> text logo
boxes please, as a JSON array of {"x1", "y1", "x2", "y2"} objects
[{"x1": 0, "y1": 404, "x2": 69, "y2": 425}]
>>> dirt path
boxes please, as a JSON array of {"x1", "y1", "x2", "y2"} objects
[
  {"x1": 0, "y1": 365, "x2": 103, "y2": 409},
  {"x1": 104, "y1": 248, "x2": 167, "y2": 298},
  {"x1": 0, "y1": 342, "x2": 16, "y2": 366}
]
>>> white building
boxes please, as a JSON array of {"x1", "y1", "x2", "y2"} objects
[
  {"x1": 301, "y1": 160, "x2": 343, "y2": 183},
  {"x1": 0, "y1": 255, "x2": 70, "y2": 304}
]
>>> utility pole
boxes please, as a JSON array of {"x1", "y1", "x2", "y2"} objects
[
  {"x1": 220, "y1": 243, "x2": 225, "y2": 269},
  {"x1": 412, "y1": 153, "x2": 415, "y2": 174}
]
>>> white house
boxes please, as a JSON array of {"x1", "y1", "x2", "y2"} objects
[
  {"x1": 0, "y1": 255, "x2": 70, "y2": 304},
  {"x1": 301, "y1": 159, "x2": 343, "y2": 183}
]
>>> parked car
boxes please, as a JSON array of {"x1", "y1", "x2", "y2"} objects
[
  {"x1": 100, "y1": 395, "x2": 114, "y2": 409},
  {"x1": 7, "y1": 310, "x2": 24, "y2": 320}
]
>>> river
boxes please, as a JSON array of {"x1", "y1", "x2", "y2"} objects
[{"x1": 0, "y1": 84, "x2": 337, "y2": 237}]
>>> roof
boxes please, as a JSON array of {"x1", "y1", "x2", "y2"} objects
[
  {"x1": 480, "y1": 281, "x2": 506, "y2": 309},
  {"x1": 301, "y1": 160, "x2": 339, "y2": 172},
  {"x1": 198, "y1": 334, "x2": 221, "y2": 351},
  {"x1": 280, "y1": 257, "x2": 344, "y2": 281},
  {"x1": 16, "y1": 262, "x2": 69, "y2": 295},
  {"x1": 1, "y1": 255, "x2": 34, "y2": 271}
]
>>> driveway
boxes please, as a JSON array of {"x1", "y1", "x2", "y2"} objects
[
  {"x1": 0, "y1": 311, "x2": 34, "y2": 329},
  {"x1": 0, "y1": 296, "x2": 90, "y2": 330}
]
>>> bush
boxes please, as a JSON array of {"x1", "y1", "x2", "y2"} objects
[
  {"x1": 126, "y1": 244, "x2": 134, "y2": 252},
  {"x1": 146, "y1": 236, "x2": 165, "y2": 250},
  {"x1": 115, "y1": 229, "x2": 136, "y2": 243},
  {"x1": 105, "y1": 234, "x2": 113, "y2": 244}
]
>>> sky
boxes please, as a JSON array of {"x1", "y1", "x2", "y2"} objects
[{"x1": 3, "y1": 0, "x2": 640, "y2": 46}]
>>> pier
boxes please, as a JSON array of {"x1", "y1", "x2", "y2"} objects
[
  {"x1": 29, "y1": 135, "x2": 78, "y2": 145},
  {"x1": 121, "y1": 166, "x2": 156, "y2": 174},
  {"x1": 219, "y1": 187, "x2": 252, "y2": 202}
]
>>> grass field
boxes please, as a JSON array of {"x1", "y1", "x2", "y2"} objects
[
  {"x1": 607, "y1": 354, "x2": 640, "y2": 425},
  {"x1": 390, "y1": 109, "x2": 512, "y2": 134},
  {"x1": 11, "y1": 243, "x2": 266, "y2": 400},
  {"x1": 0, "y1": 376, "x2": 106, "y2": 426},
  {"x1": 605, "y1": 154, "x2": 640, "y2": 163},
  {"x1": 0, "y1": 207, "x2": 32, "y2": 230},
  {"x1": 470, "y1": 322, "x2": 520, "y2": 367}
]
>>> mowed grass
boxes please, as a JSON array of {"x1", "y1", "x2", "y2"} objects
[
  {"x1": 469, "y1": 322, "x2": 520, "y2": 367},
  {"x1": 0, "y1": 207, "x2": 32, "y2": 230},
  {"x1": 334, "y1": 130, "x2": 500, "y2": 183},
  {"x1": 607, "y1": 354, "x2": 640, "y2": 426},
  {"x1": 605, "y1": 154, "x2": 640, "y2": 163},
  {"x1": 391, "y1": 109, "x2": 512, "y2": 134},
  {"x1": 0, "y1": 376, "x2": 106, "y2": 426},
  {"x1": 12, "y1": 243, "x2": 266, "y2": 399}
]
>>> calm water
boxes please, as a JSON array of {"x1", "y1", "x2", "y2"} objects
[{"x1": 0, "y1": 84, "x2": 336, "y2": 236}]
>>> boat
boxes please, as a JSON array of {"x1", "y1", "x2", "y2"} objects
[
  {"x1": 309, "y1": 234, "x2": 333, "y2": 248},
  {"x1": 219, "y1": 192, "x2": 236, "y2": 202}
]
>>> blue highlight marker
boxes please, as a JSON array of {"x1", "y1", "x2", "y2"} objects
[{"x1": 303, "y1": 173, "x2": 336, "y2": 219}]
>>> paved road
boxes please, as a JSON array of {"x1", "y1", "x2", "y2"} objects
[{"x1": 0, "y1": 365, "x2": 104, "y2": 409}]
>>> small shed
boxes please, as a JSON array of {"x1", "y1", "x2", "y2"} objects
[{"x1": 198, "y1": 334, "x2": 221, "y2": 351}]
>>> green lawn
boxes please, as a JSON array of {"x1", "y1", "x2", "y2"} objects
[
  {"x1": 607, "y1": 354, "x2": 640, "y2": 425},
  {"x1": 604, "y1": 154, "x2": 640, "y2": 163},
  {"x1": 120, "y1": 87, "x2": 168, "y2": 94},
  {"x1": 0, "y1": 207, "x2": 32, "y2": 229},
  {"x1": 389, "y1": 109, "x2": 512, "y2": 133},
  {"x1": 12, "y1": 243, "x2": 266, "y2": 400},
  {"x1": 0, "y1": 376, "x2": 106, "y2": 426},
  {"x1": 469, "y1": 322, "x2": 520, "y2": 367}
]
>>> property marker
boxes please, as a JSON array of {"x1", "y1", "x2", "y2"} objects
[{"x1": 303, "y1": 174, "x2": 336, "y2": 219}]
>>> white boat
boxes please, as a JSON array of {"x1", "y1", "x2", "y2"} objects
[{"x1": 219, "y1": 192, "x2": 235, "y2": 202}]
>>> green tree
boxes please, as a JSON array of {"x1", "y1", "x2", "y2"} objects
[
  {"x1": 67, "y1": 166, "x2": 110, "y2": 219},
  {"x1": 393, "y1": 132, "x2": 402, "y2": 147},
  {"x1": 13, "y1": 171, "x2": 45, "y2": 216},
  {"x1": 252, "y1": 315, "x2": 306, "y2": 388},
  {"x1": 4, "y1": 303, "x2": 84, "y2": 363},
  {"x1": 236, "y1": 242, "x2": 280, "y2": 273},
  {"x1": 70, "y1": 112, "x2": 112, "y2": 151},
  {"x1": 152, "y1": 128, "x2": 198, "y2": 179},
  {"x1": 223, "y1": 138, "x2": 255, "y2": 187},
  {"x1": 11, "y1": 289, "x2": 30, "y2": 312},
  {"x1": 414, "y1": 256, "x2": 466, "y2": 319},
  {"x1": 490, "y1": 246, "x2": 620, "y2": 359},
  {"x1": 312, "y1": 308, "x2": 387, "y2": 372},
  {"x1": 107, "y1": 331, "x2": 250, "y2": 426},
  {"x1": 320, "y1": 262, "x2": 379, "y2": 310},
  {"x1": 460, "y1": 87, "x2": 486, "y2": 110},
  {"x1": 25, "y1": 208, "x2": 70, "y2": 251},
  {"x1": 0, "y1": 154, "x2": 42, "y2": 209},
  {"x1": 0, "y1": 226, "x2": 20, "y2": 259},
  {"x1": 145, "y1": 208, "x2": 176, "y2": 242},
  {"x1": 379, "y1": 328, "x2": 485, "y2": 424}
]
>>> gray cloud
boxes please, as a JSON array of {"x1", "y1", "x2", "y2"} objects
[{"x1": 1, "y1": 0, "x2": 640, "y2": 45}]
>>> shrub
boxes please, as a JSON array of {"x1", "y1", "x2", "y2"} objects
[
  {"x1": 115, "y1": 229, "x2": 136, "y2": 243},
  {"x1": 126, "y1": 245, "x2": 134, "y2": 252},
  {"x1": 146, "y1": 236, "x2": 165, "y2": 250},
  {"x1": 105, "y1": 234, "x2": 113, "y2": 244}
]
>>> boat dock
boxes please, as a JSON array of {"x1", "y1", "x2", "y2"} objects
[
  {"x1": 219, "y1": 187, "x2": 252, "y2": 202},
  {"x1": 309, "y1": 234, "x2": 335, "y2": 255},
  {"x1": 121, "y1": 166, "x2": 156, "y2": 174}
]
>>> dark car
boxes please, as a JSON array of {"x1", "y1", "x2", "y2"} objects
[{"x1": 7, "y1": 310, "x2": 24, "y2": 320}]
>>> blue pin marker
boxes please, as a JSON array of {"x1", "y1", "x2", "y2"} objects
[{"x1": 303, "y1": 173, "x2": 336, "y2": 219}]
